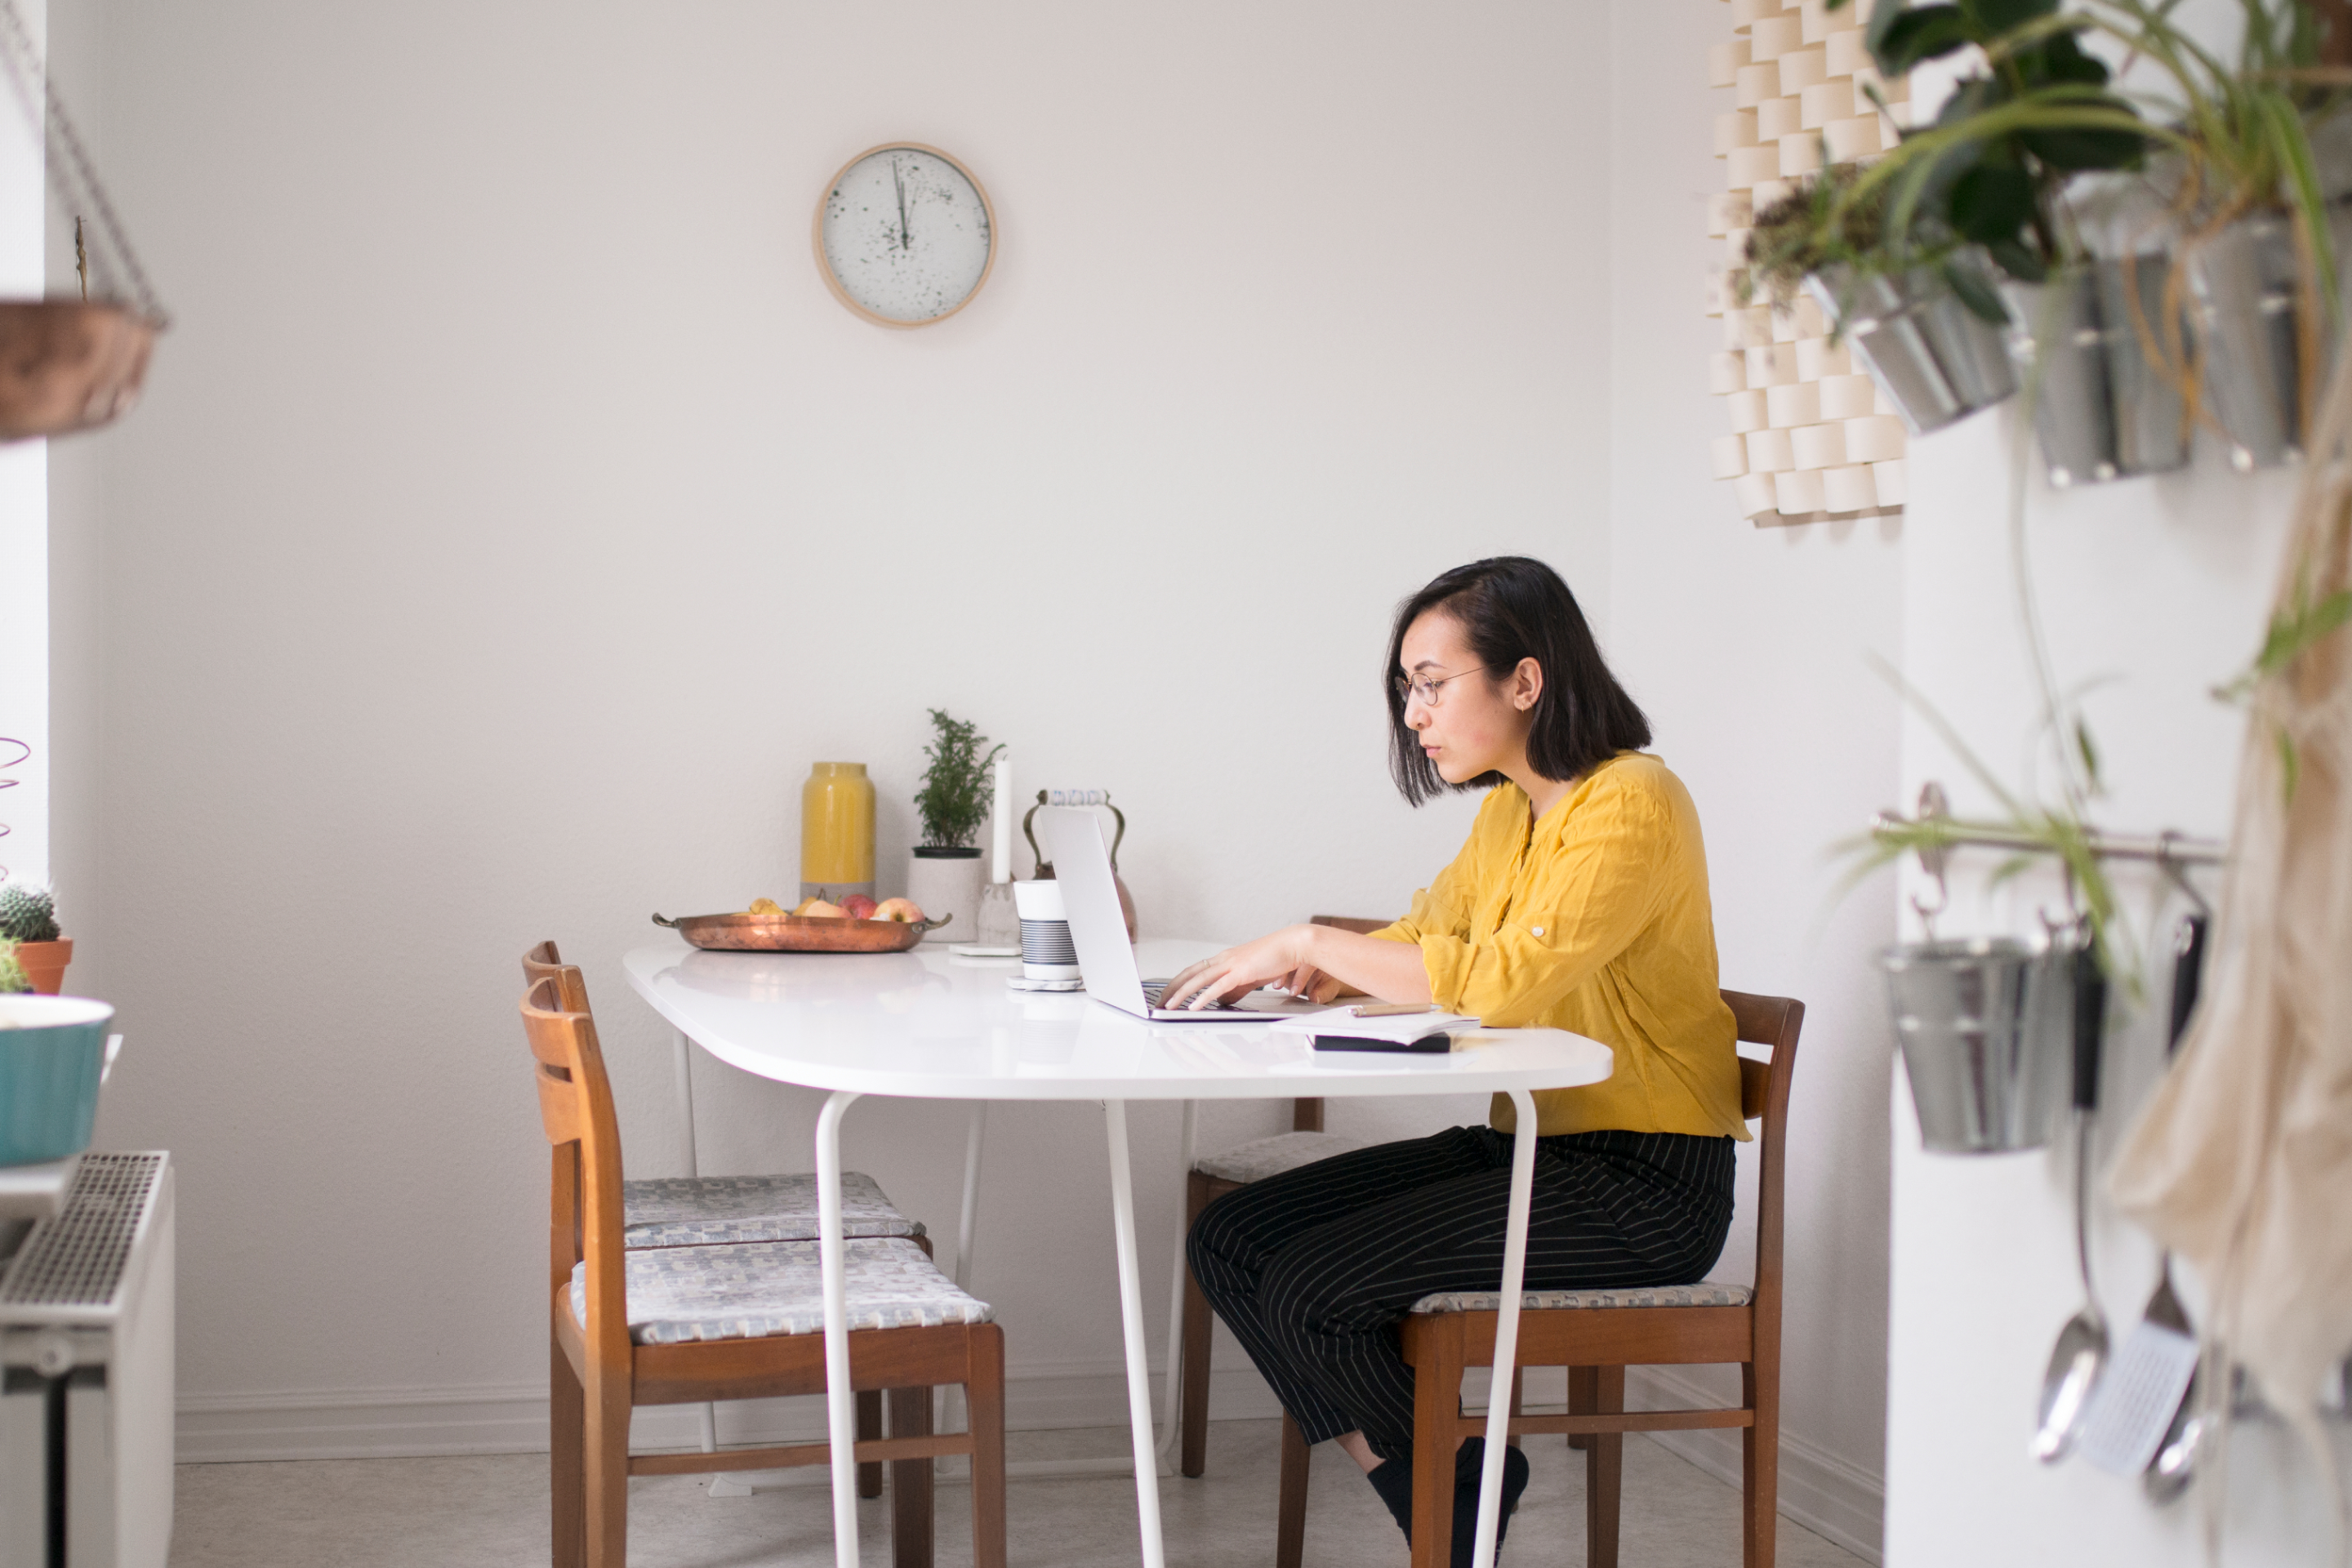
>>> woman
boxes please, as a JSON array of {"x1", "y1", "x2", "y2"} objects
[{"x1": 1165, "y1": 556, "x2": 1744, "y2": 1565}]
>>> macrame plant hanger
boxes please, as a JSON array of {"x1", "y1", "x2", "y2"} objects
[{"x1": 0, "y1": 0, "x2": 166, "y2": 441}]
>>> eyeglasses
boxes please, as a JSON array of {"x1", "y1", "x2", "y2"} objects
[{"x1": 1392, "y1": 668, "x2": 1481, "y2": 709}]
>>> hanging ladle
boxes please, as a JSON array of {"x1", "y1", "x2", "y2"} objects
[
  {"x1": 2146, "y1": 889, "x2": 2212, "y2": 1500},
  {"x1": 2033, "y1": 936, "x2": 2109, "y2": 1463}
]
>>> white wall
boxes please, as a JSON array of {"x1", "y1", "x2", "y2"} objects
[
  {"x1": 0, "y1": 0, "x2": 46, "y2": 893},
  {"x1": 56, "y1": 0, "x2": 1625, "y2": 1458},
  {"x1": 1606, "y1": 3, "x2": 1902, "y2": 1557}
]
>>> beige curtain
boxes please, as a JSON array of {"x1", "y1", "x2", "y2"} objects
[{"x1": 2107, "y1": 342, "x2": 2352, "y2": 1508}]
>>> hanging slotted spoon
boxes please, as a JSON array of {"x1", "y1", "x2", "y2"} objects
[{"x1": 2034, "y1": 941, "x2": 2108, "y2": 1463}]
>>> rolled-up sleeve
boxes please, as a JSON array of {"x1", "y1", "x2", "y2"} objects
[{"x1": 1411, "y1": 788, "x2": 1666, "y2": 1027}]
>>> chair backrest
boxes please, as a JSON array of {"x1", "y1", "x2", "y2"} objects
[
  {"x1": 523, "y1": 938, "x2": 591, "y2": 1012},
  {"x1": 519, "y1": 968, "x2": 630, "y2": 1361},
  {"x1": 1298, "y1": 915, "x2": 1395, "y2": 1133},
  {"x1": 1719, "y1": 988, "x2": 1803, "y2": 1329}
]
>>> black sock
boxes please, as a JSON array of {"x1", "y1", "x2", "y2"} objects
[
  {"x1": 1364, "y1": 1452, "x2": 1415, "y2": 1539},
  {"x1": 1449, "y1": 1440, "x2": 1532, "y2": 1566}
]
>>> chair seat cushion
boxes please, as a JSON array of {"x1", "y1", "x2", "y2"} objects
[
  {"x1": 1409, "y1": 1281, "x2": 1754, "y2": 1315},
  {"x1": 572, "y1": 1236, "x2": 992, "y2": 1346},
  {"x1": 1194, "y1": 1132, "x2": 1364, "y2": 1185},
  {"x1": 621, "y1": 1171, "x2": 920, "y2": 1249}
]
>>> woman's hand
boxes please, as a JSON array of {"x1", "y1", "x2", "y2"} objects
[
  {"x1": 1156, "y1": 926, "x2": 1320, "y2": 1011},
  {"x1": 1157, "y1": 924, "x2": 1433, "y2": 1011}
]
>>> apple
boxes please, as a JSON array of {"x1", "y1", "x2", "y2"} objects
[
  {"x1": 798, "y1": 898, "x2": 849, "y2": 920},
  {"x1": 840, "y1": 893, "x2": 879, "y2": 920},
  {"x1": 871, "y1": 898, "x2": 925, "y2": 923}
]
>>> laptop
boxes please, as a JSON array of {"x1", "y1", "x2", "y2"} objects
[{"x1": 1035, "y1": 806, "x2": 1316, "y2": 1022}]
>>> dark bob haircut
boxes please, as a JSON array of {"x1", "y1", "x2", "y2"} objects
[{"x1": 1386, "y1": 556, "x2": 1650, "y2": 806}]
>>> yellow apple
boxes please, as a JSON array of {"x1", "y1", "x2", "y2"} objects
[{"x1": 871, "y1": 898, "x2": 925, "y2": 923}]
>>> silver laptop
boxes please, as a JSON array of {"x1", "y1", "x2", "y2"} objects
[{"x1": 1035, "y1": 807, "x2": 1312, "y2": 1022}]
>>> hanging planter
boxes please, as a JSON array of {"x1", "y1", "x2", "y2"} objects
[
  {"x1": 0, "y1": 0, "x2": 166, "y2": 442},
  {"x1": 1808, "y1": 259, "x2": 2019, "y2": 435},
  {"x1": 2002, "y1": 257, "x2": 2189, "y2": 488},
  {"x1": 2182, "y1": 213, "x2": 2302, "y2": 471}
]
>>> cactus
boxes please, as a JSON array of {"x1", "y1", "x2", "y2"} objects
[
  {"x1": 0, "y1": 883, "x2": 58, "y2": 943},
  {"x1": 0, "y1": 938, "x2": 28, "y2": 995}
]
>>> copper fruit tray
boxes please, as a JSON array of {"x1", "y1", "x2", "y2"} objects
[{"x1": 653, "y1": 911, "x2": 950, "y2": 953}]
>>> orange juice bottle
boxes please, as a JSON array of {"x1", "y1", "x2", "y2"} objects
[{"x1": 800, "y1": 762, "x2": 875, "y2": 902}]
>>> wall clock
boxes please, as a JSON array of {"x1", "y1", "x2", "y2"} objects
[{"x1": 814, "y1": 144, "x2": 996, "y2": 328}]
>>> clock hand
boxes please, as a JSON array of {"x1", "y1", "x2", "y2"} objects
[{"x1": 892, "y1": 158, "x2": 910, "y2": 252}]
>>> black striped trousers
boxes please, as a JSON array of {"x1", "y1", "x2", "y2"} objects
[{"x1": 1187, "y1": 1125, "x2": 1735, "y2": 1459}]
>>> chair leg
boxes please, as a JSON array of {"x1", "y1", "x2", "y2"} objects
[
  {"x1": 965, "y1": 1325, "x2": 1009, "y2": 1568},
  {"x1": 1585, "y1": 1366, "x2": 1624, "y2": 1568},
  {"x1": 1179, "y1": 1169, "x2": 1217, "y2": 1477},
  {"x1": 1275, "y1": 1413, "x2": 1311, "y2": 1568},
  {"x1": 889, "y1": 1387, "x2": 935, "y2": 1568},
  {"x1": 550, "y1": 1339, "x2": 586, "y2": 1568},
  {"x1": 1744, "y1": 1360, "x2": 1780, "y2": 1568},
  {"x1": 1409, "y1": 1323, "x2": 1462, "y2": 1568},
  {"x1": 583, "y1": 1368, "x2": 631, "y2": 1568},
  {"x1": 858, "y1": 1389, "x2": 885, "y2": 1499},
  {"x1": 1567, "y1": 1365, "x2": 1596, "y2": 1451}
]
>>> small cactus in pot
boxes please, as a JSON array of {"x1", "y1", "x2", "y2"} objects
[{"x1": 0, "y1": 884, "x2": 69, "y2": 994}]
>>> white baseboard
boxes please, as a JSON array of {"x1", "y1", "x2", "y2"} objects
[
  {"x1": 179, "y1": 1361, "x2": 1883, "y2": 1566},
  {"x1": 1627, "y1": 1366, "x2": 1885, "y2": 1565}
]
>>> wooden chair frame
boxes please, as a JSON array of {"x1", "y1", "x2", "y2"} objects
[
  {"x1": 522, "y1": 969, "x2": 1008, "y2": 1568},
  {"x1": 1272, "y1": 988, "x2": 1803, "y2": 1568},
  {"x1": 523, "y1": 942, "x2": 897, "y2": 1499}
]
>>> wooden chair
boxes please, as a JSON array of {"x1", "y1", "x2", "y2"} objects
[
  {"x1": 523, "y1": 941, "x2": 923, "y2": 1499},
  {"x1": 1272, "y1": 988, "x2": 1804, "y2": 1568},
  {"x1": 522, "y1": 969, "x2": 1008, "y2": 1568},
  {"x1": 1175, "y1": 914, "x2": 1383, "y2": 1479}
]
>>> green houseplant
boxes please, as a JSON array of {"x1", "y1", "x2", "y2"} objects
[
  {"x1": 906, "y1": 710, "x2": 1004, "y2": 943},
  {"x1": 0, "y1": 882, "x2": 67, "y2": 994},
  {"x1": 0, "y1": 938, "x2": 30, "y2": 996}
]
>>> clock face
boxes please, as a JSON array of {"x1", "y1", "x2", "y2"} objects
[{"x1": 816, "y1": 145, "x2": 995, "y2": 327}]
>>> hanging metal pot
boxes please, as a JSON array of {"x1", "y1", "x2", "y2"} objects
[
  {"x1": 2182, "y1": 214, "x2": 2301, "y2": 470},
  {"x1": 2002, "y1": 260, "x2": 2189, "y2": 488},
  {"x1": 1808, "y1": 253, "x2": 2019, "y2": 436},
  {"x1": 1882, "y1": 938, "x2": 2072, "y2": 1154}
]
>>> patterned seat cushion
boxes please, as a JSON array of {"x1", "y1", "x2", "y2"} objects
[
  {"x1": 571, "y1": 1236, "x2": 992, "y2": 1346},
  {"x1": 1410, "y1": 1281, "x2": 1753, "y2": 1315},
  {"x1": 621, "y1": 1172, "x2": 920, "y2": 1249},
  {"x1": 1194, "y1": 1132, "x2": 1365, "y2": 1185}
]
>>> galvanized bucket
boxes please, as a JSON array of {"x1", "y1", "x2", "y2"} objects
[
  {"x1": 2003, "y1": 262, "x2": 2189, "y2": 488},
  {"x1": 1881, "y1": 938, "x2": 2071, "y2": 1154},
  {"x1": 1810, "y1": 256, "x2": 2019, "y2": 435},
  {"x1": 2183, "y1": 215, "x2": 2301, "y2": 470}
]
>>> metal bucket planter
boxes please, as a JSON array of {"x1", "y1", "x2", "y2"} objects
[
  {"x1": 1881, "y1": 938, "x2": 2071, "y2": 1154},
  {"x1": 2183, "y1": 214, "x2": 2302, "y2": 470},
  {"x1": 2002, "y1": 261, "x2": 2189, "y2": 488},
  {"x1": 1808, "y1": 256, "x2": 2020, "y2": 435}
]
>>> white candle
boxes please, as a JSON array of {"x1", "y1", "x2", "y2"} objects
[{"x1": 991, "y1": 752, "x2": 1013, "y2": 884}]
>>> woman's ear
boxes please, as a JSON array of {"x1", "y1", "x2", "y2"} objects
[{"x1": 1512, "y1": 657, "x2": 1543, "y2": 712}]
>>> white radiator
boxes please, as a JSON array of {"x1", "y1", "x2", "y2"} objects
[{"x1": 0, "y1": 1152, "x2": 176, "y2": 1568}]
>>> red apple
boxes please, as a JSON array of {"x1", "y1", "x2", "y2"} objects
[{"x1": 840, "y1": 893, "x2": 879, "y2": 920}]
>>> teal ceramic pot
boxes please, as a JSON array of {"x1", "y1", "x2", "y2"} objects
[{"x1": 0, "y1": 996, "x2": 114, "y2": 1166}]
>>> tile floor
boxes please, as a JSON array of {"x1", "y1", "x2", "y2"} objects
[{"x1": 170, "y1": 1419, "x2": 1871, "y2": 1566}]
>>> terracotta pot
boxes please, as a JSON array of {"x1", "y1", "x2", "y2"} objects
[{"x1": 15, "y1": 938, "x2": 72, "y2": 996}]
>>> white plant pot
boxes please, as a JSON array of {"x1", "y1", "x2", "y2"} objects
[{"x1": 906, "y1": 849, "x2": 986, "y2": 945}]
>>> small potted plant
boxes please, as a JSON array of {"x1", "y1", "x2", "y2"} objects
[
  {"x1": 906, "y1": 710, "x2": 1004, "y2": 945},
  {"x1": 0, "y1": 882, "x2": 68, "y2": 995}
]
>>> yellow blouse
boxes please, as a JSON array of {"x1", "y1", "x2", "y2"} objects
[{"x1": 1371, "y1": 752, "x2": 1745, "y2": 1140}]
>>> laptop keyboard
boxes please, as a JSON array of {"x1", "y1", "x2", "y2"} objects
[{"x1": 1141, "y1": 982, "x2": 1245, "y2": 1012}]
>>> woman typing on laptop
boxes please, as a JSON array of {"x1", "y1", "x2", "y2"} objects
[{"x1": 1163, "y1": 556, "x2": 1744, "y2": 1566}]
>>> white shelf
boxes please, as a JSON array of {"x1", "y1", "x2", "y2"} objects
[{"x1": 0, "y1": 1154, "x2": 78, "y2": 1222}]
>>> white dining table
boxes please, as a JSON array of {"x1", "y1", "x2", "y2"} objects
[{"x1": 621, "y1": 938, "x2": 1613, "y2": 1568}]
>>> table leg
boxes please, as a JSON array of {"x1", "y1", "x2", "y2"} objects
[
  {"x1": 939, "y1": 1103, "x2": 989, "y2": 1458},
  {"x1": 817, "y1": 1089, "x2": 866, "y2": 1568},
  {"x1": 1152, "y1": 1099, "x2": 1196, "y2": 1468},
  {"x1": 1469, "y1": 1088, "x2": 1538, "y2": 1568},
  {"x1": 670, "y1": 1028, "x2": 720, "y2": 1465},
  {"x1": 1103, "y1": 1099, "x2": 1167, "y2": 1568}
]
